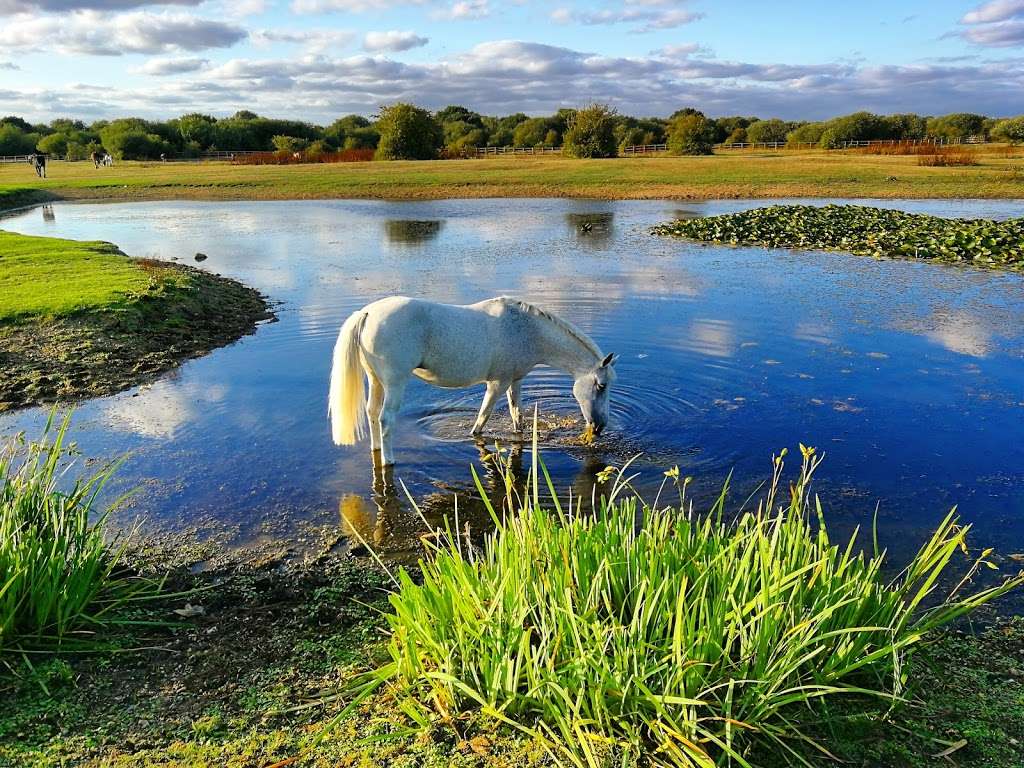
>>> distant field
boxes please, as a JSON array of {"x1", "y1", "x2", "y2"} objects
[{"x1": 1, "y1": 147, "x2": 1023, "y2": 204}]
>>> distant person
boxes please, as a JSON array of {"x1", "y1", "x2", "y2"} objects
[
  {"x1": 103, "y1": 152, "x2": 113, "y2": 166},
  {"x1": 160, "y1": 153, "x2": 166, "y2": 162}
]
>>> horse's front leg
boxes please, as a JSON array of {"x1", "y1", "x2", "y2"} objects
[
  {"x1": 471, "y1": 381, "x2": 505, "y2": 437},
  {"x1": 506, "y1": 379, "x2": 523, "y2": 433}
]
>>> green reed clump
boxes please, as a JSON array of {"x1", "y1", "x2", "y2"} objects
[
  {"x1": 365, "y1": 444, "x2": 1023, "y2": 767},
  {"x1": 653, "y1": 204, "x2": 1024, "y2": 268},
  {"x1": 0, "y1": 413, "x2": 158, "y2": 655}
]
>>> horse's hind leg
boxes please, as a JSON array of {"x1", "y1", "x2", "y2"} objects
[
  {"x1": 366, "y1": 370, "x2": 384, "y2": 453},
  {"x1": 378, "y1": 378, "x2": 408, "y2": 467}
]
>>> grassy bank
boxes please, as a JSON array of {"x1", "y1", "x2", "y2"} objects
[
  {"x1": 2, "y1": 435, "x2": 1023, "y2": 766},
  {"x1": 1, "y1": 147, "x2": 1023, "y2": 203},
  {"x1": 2, "y1": 513, "x2": 1022, "y2": 767},
  {"x1": 0, "y1": 231, "x2": 272, "y2": 411}
]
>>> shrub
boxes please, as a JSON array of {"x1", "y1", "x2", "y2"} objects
[
  {"x1": 816, "y1": 111, "x2": 888, "y2": 148},
  {"x1": 666, "y1": 111, "x2": 715, "y2": 155},
  {"x1": 375, "y1": 103, "x2": 442, "y2": 160},
  {"x1": 745, "y1": 118, "x2": 790, "y2": 144},
  {"x1": 0, "y1": 124, "x2": 38, "y2": 156},
  {"x1": 512, "y1": 117, "x2": 550, "y2": 148},
  {"x1": 1, "y1": 413, "x2": 160, "y2": 654},
  {"x1": 562, "y1": 103, "x2": 618, "y2": 158},
  {"x1": 927, "y1": 112, "x2": 988, "y2": 140},
  {"x1": 36, "y1": 132, "x2": 68, "y2": 156},
  {"x1": 271, "y1": 135, "x2": 309, "y2": 153},
  {"x1": 991, "y1": 116, "x2": 1024, "y2": 145},
  {"x1": 722, "y1": 127, "x2": 747, "y2": 145},
  {"x1": 786, "y1": 121, "x2": 826, "y2": 146},
  {"x1": 368, "y1": 446, "x2": 1022, "y2": 767},
  {"x1": 98, "y1": 119, "x2": 171, "y2": 159},
  {"x1": 917, "y1": 146, "x2": 979, "y2": 167}
]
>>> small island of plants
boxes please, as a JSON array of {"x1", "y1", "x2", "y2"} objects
[{"x1": 653, "y1": 204, "x2": 1024, "y2": 269}]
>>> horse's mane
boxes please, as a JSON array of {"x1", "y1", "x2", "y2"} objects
[{"x1": 495, "y1": 297, "x2": 601, "y2": 360}]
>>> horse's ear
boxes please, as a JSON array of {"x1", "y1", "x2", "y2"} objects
[{"x1": 601, "y1": 352, "x2": 617, "y2": 368}]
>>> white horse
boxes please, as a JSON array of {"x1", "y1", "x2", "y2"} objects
[{"x1": 329, "y1": 296, "x2": 617, "y2": 465}]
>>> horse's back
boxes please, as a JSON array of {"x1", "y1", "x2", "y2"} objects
[{"x1": 357, "y1": 296, "x2": 524, "y2": 386}]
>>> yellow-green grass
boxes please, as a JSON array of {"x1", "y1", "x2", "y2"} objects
[
  {"x1": 0, "y1": 231, "x2": 156, "y2": 322},
  {"x1": 1, "y1": 146, "x2": 1023, "y2": 204}
]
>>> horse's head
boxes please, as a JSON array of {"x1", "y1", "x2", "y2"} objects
[{"x1": 573, "y1": 352, "x2": 618, "y2": 436}]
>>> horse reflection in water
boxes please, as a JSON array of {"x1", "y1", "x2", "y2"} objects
[{"x1": 338, "y1": 445, "x2": 615, "y2": 559}]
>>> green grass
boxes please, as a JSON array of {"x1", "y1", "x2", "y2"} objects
[
  {"x1": 0, "y1": 231, "x2": 156, "y2": 322},
  {"x1": 653, "y1": 204, "x2": 1024, "y2": 269},
  {"x1": 0, "y1": 146, "x2": 1022, "y2": 204},
  {"x1": 0, "y1": 413, "x2": 161, "y2": 655},
  {"x1": 365, "y1": 444, "x2": 1023, "y2": 767}
]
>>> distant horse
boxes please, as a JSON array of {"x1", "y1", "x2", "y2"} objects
[
  {"x1": 29, "y1": 153, "x2": 46, "y2": 178},
  {"x1": 329, "y1": 296, "x2": 617, "y2": 465},
  {"x1": 91, "y1": 151, "x2": 102, "y2": 168},
  {"x1": 103, "y1": 153, "x2": 113, "y2": 166}
]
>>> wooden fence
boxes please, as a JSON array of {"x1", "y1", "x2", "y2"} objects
[
  {"x1": 0, "y1": 154, "x2": 69, "y2": 164},
  {"x1": 475, "y1": 145, "x2": 562, "y2": 156}
]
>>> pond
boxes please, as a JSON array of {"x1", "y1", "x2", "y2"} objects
[{"x1": 2, "y1": 198, "x2": 1023, "y2": 563}]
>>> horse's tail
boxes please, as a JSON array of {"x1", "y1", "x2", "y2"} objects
[{"x1": 328, "y1": 310, "x2": 368, "y2": 446}]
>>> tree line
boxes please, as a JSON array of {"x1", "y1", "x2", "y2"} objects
[{"x1": 1, "y1": 105, "x2": 1022, "y2": 161}]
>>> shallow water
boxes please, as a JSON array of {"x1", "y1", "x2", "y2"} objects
[{"x1": 2, "y1": 198, "x2": 1024, "y2": 563}]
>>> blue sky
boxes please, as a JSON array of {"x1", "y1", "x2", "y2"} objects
[{"x1": 1, "y1": 0, "x2": 1022, "y2": 123}]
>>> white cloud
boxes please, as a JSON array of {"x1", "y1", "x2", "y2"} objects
[
  {"x1": 3, "y1": 39, "x2": 1024, "y2": 123},
  {"x1": 363, "y1": 30, "x2": 429, "y2": 52},
  {"x1": 962, "y1": 0, "x2": 1024, "y2": 23},
  {"x1": 551, "y1": 3, "x2": 703, "y2": 31},
  {"x1": 135, "y1": 56, "x2": 209, "y2": 75},
  {"x1": 0, "y1": 0, "x2": 200, "y2": 11},
  {"x1": 958, "y1": 0, "x2": 1024, "y2": 46},
  {"x1": 434, "y1": 0, "x2": 489, "y2": 19},
  {"x1": 252, "y1": 28, "x2": 356, "y2": 53},
  {"x1": 291, "y1": 0, "x2": 423, "y2": 12},
  {"x1": 2, "y1": 10, "x2": 247, "y2": 55}
]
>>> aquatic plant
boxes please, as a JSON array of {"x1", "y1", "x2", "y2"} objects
[
  {"x1": 653, "y1": 204, "x2": 1024, "y2": 268},
  {"x1": 0, "y1": 413, "x2": 160, "y2": 654},
  {"x1": 355, "y1": 441, "x2": 1022, "y2": 767}
]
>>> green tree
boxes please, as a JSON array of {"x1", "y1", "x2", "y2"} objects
[
  {"x1": 375, "y1": 103, "x2": 442, "y2": 160},
  {"x1": 562, "y1": 103, "x2": 618, "y2": 158},
  {"x1": 0, "y1": 116, "x2": 33, "y2": 133},
  {"x1": 666, "y1": 111, "x2": 715, "y2": 155},
  {"x1": 512, "y1": 117, "x2": 550, "y2": 147},
  {"x1": 36, "y1": 133, "x2": 68, "y2": 156},
  {"x1": 745, "y1": 119, "x2": 790, "y2": 144},
  {"x1": 882, "y1": 113, "x2": 927, "y2": 140},
  {"x1": 271, "y1": 135, "x2": 308, "y2": 153},
  {"x1": 723, "y1": 127, "x2": 747, "y2": 145},
  {"x1": 176, "y1": 113, "x2": 218, "y2": 148},
  {"x1": 98, "y1": 119, "x2": 170, "y2": 159},
  {"x1": 786, "y1": 121, "x2": 826, "y2": 146},
  {"x1": 0, "y1": 125, "x2": 39, "y2": 155},
  {"x1": 926, "y1": 113, "x2": 988, "y2": 140},
  {"x1": 991, "y1": 116, "x2": 1024, "y2": 144}
]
